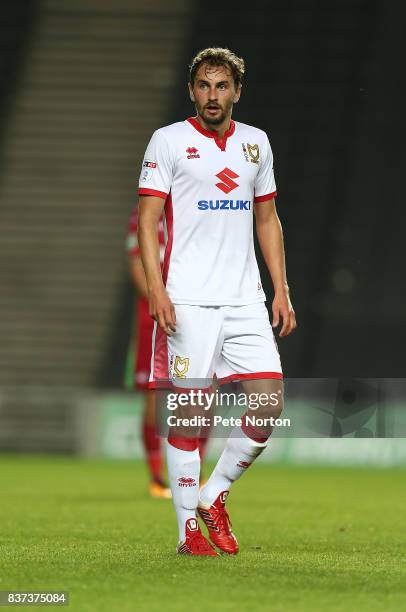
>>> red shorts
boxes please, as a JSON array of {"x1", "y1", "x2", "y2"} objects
[{"x1": 134, "y1": 297, "x2": 154, "y2": 390}]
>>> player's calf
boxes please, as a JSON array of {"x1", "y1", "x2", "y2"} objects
[{"x1": 199, "y1": 429, "x2": 268, "y2": 553}]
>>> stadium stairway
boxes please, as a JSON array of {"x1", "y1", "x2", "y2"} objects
[
  {"x1": 0, "y1": 0, "x2": 193, "y2": 389},
  {"x1": 0, "y1": 0, "x2": 193, "y2": 451}
]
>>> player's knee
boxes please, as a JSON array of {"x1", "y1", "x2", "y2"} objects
[
  {"x1": 254, "y1": 381, "x2": 284, "y2": 420},
  {"x1": 168, "y1": 400, "x2": 206, "y2": 440}
]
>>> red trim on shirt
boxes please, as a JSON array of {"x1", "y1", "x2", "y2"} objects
[
  {"x1": 187, "y1": 116, "x2": 235, "y2": 151},
  {"x1": 218, "y1": 371, "x2": 283, "y2": 385},
  {"x1": 139, "y1": 188, "x2": 168, "y2": 199},
  {"x1": 254, "y1": 191, "x2": 277, "y2": 203},
  {"x1": 162, "y1": 192, "x2": 173, "y2": 285}
]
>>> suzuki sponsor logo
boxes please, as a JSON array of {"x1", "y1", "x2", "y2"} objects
[
  {"x1": 197, "y1": 200, "x2": 251, "y2": 211},
  {"x1": 215, "y1": 167, "x2": 239, "y2": 193},
  {"x1": 178, "y1": 477, "x2": 197, "y2": 487}
]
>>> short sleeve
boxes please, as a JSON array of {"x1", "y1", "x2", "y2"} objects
[
  {"x1": 138, "y1": 129, "x2": 174, "y2": 199},
  {"x1": 126, "y1": 207, "x2": 140, "y2": 256},
  {"x1": 254, "y1": 135, "x2": 277, "y2": 203}
]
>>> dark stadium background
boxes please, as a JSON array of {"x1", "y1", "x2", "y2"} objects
[{"x1": 0, "y1": 0, "x2": 405, "y2": 446}]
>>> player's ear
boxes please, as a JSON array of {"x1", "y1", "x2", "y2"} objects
[
  {"x1": 188, "y1": 82, "x2": 195, "y2": 103},
  {"x1": 233, "y1": 83, "x2": 242, "y2": 103}
]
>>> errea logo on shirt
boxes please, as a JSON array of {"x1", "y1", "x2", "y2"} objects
[{"x1": 186, "y1": 146, "x2": 200, "y2": 159}]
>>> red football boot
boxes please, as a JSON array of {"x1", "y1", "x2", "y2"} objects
[
  {"x1": 176, "y1": 518, "x2": 218, "y2": 556},
  {"x1": 197, "y1": 491, "x2": 239, "y2": 554}
]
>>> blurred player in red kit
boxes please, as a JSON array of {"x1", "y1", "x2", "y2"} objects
[
  {"x1": 127, "y1": 207, "x2": 170, "y2": 498},
  {"x1": 127, "y1": 208, "x2": 209, "y2": 498}
]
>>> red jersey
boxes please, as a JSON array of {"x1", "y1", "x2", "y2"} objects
[{"x1": 126, "y1": 206, "x2": 165, "y2": 262}]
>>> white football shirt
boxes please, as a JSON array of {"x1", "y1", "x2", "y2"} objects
[{"x1": 138, "y1": 117, "x2": 277, "y2": 306}]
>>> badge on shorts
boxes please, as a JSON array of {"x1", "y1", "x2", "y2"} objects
[{"x1": 173, "y1": 356, "x2": 190, "y2": 378}]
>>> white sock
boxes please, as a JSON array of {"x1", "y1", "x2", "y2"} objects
[
  {"x1": 166, "y1": 442, "x2": 200, "y2": 541},
  {"x1": 199, "y1": 426, "x2": 267, "y2": 508}
]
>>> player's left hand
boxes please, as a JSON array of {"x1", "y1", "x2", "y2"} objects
[{"x1": 272, "y1": 292, "x2": 297, "y2": 337}]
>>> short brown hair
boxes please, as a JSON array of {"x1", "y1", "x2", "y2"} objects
[{"x1": 189, "y1": 47, "x2": 245, "y2": 88}]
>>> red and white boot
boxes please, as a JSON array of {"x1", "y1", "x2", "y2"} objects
[
  {"x1": 176, "y1": 518, "x2": 218, "y2": 556},
  {"x1": 197, "y1": 491, "x2": 239, "y2": 554}
]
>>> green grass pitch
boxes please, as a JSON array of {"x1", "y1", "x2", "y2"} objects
[{"x1": 0, "y1": 456, "x2": 405, "y2": 611}]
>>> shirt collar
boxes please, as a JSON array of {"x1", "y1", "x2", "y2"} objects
[{"x1": 186, "y1": 116, "x2": 236, "y2": 151}]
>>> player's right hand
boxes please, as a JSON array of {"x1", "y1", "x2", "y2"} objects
[{"x1": 148, "y1": 286, "x2": 177, "y2": 336}]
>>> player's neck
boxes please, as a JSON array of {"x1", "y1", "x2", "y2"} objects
[{"x1": 196, "y1": 113, "x2": 233, "y2": 139}]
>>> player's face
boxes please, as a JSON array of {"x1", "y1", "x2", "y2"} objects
[{"x1": 188, "y1": 64, "x2": 241, "y2": 127}]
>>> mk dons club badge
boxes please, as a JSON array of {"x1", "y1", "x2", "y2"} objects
[
  {"x1": 247, "y1": 143, "x2": 260, "y2": 164},
  {"x1": 242, "y1": 143, "x2": 260, "y2": 164},
  {"x1": 172, "y1": 356, "x2": 190, "y2": 378}
]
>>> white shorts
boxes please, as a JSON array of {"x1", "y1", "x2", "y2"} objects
[{"x1": 149, "y1": 302, "x2": 282, "y2": 389}]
